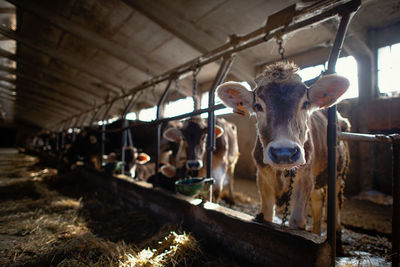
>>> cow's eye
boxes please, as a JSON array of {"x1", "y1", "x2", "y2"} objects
[
  {"x1": 254, "y1": 103, "x2": 263, "y2": 112},
  {"x1": 302, "y1": 101, "x2": 311, "y2": 110}
]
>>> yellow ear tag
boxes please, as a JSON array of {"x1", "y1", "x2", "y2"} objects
[{"x1": 234, "y1": 103, "x2": 249, "y2": 116}]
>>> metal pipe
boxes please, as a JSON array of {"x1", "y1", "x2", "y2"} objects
[
  {"x1": 325, "y1": 8, "x2": 358, "y2": 265},
  {"x1": 206, "y1": 55, "x2": 236, "y2": 179},
  {"x1": 50, "y1": 0, "x2": 361, "y2": 130},
  {"x1": 155, "y1": 79, "x2": 174, "y2": 179},
  {"x1": 121, "y1": 118, "x2": 128, "y2": 174},
  {"x1": 392, "y1": 135, "x2": 400, "y2": 267},
  {"x1": 100, "y1": 100, "x2": 115, "y2": 165},
  {"x1": 79, "y1": 112, "x2": 89, "y2": 129},
  {"x1": 102, "y1": 103, "x2": 227, "y2": 134},
  {"x1": 338, "y1": 132, "x2": 394, "y2": 144}
]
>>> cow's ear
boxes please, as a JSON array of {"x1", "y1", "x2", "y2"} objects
[
  {"x1": 163, "y1": 128, "x2": 182, "y2": 142},
  {"x1": 137, "y1": 153, "x2": 151, "y2": 165},
  {"x1": 215, "y1": 125, "x2": 224, "y2": 138},
  {"x1": 160, "y1": 165, "x2": 176, "y2": 178},
  {"x1": 309, "y1": 74, "x2": 349, "y2": 109},
  {"x1": 217, "y1": 82, "x2": 253, "y2": 116}
]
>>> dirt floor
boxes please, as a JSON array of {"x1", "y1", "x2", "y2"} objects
[{"x1": 0, "y1": 149, "x2": 393, "y2": 266}]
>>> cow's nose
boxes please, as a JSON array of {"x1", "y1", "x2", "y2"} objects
[
  {"x1": 269, "y1": 146, "x2": 300, "y2": 164},
  {"x1": 186, "y1": 160, "x2": 203, "y2": 170}
]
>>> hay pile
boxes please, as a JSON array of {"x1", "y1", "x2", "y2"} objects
[
  {"x1": 1, "y1": 153, "x2": 239, "y2": 267},
  {"x1": 120, "y1": 231, "x2": 200, "y2": 267}
]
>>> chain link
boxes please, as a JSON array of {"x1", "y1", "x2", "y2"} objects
[
  {"x1": 275, "y1": 30, "x2": 287, "y2": 61},
  {"x1": 281, "y1": 168, "x2": 296, "y2": 225}
]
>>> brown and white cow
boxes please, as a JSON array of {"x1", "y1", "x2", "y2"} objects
[
  {"x1": 163, "y1": 117, "x2": 240, "y2": 203},
  {"x1": 124, "y1": 146, "x2": 154, "y2": 180},
  {"x1": 217, "y1": 62, "x2": 350, "y2": 233}
]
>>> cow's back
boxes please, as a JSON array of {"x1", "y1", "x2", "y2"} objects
[
  {"x1": 215, "y1": 118, "x2": 239, "y2": 165},
  {"x1": 310, "y1": 110, "x2": 350, "y2": 186}
]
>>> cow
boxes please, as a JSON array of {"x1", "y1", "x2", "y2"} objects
[
  {"x1": 217, "y1": 62, "x2": 350, "y2": 237},
  {"x1": 104, "y1": 119, "x2": 180, "y2": 162},
  {"x1": 123, "y1": 146, "x2": 154, "y2": 180},
  {"x1": 162, "y1": 116, "x2": 240, "y2": 203},
  {"x1": 63, "y1": 127, "x2": 101, "y2": 170}
]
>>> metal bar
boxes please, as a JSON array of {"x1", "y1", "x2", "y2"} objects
[
  {"x1": 50, "y1": 0, "x2": 360, "y2": 129},
  {"x1": 102, "y1": 100, "x2": 115, "y2": 121},
  {"x1": 121, "y1": 118, "x2": 128, "y2": 174},
  {"x1": 102, "y1": 103, "x2": 226, "y2": 134},
  {"x1": 121, "y1": 95, "x2": 136, "y2": 118},
  {"x1": 393, "y1": 140, "x2": 400, "y2": 267},
  {"x1": 325, "y1": 8, "x2": 357, "y2": 265},
  {"x1": 101, "y1": 124, "x2": 106, "y2": 166},
  {"x1": 155, "y1": 79, "x2": 174, "y2": 178},
  {"x1": 206, "y1": 56, "x2": 235, "y2": 180},
  {"x1": 338, "y1": 132, "x2": 395, "y2": 144},
  {"x1": 79, "y1": 112, "x2": 90, "y2": 129},
  {"x1": 100, "y1": 101, "x2": 116, "y2": 166}
]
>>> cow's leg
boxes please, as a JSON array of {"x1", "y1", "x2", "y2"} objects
[
  {"x1": 225, "y1": 163, "x2": 236, "y2": 204},
  {"x1": 336, "y1": 178, "x2": 344, "y2": 254},
  {"x1": 257, "y1": 167, "x2": 276, "y2": 222},
  {"x1": 311, "y1": 188, "x2": 324, "y2": 234},
  {"x1": 213, "y1": 176, "x2": 224, "y2": 203},
  {"x1": 289, "y1": 169, "x2": 314, "y2": 230}
]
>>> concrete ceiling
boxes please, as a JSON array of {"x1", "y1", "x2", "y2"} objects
[{"x1": 0, "y1": 0, "x2": 399, "y2": 130}]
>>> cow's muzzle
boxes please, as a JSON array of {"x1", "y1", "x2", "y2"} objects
[
  {"x1": 269, "y1": 146, "x2": 300, "y2": 164},
  {"x1": 264, "y1": 139, "x2": 305, "y2": 167},
  {"x1": 186, "y1": 160, "x2": 203, "y2": 170}
]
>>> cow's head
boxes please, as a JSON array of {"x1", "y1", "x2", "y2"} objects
[
  {"x1": 124, "y1": 146, "x2": 151, "y2": 177},
  {"x1": 163, "y1": 117, "x2": 224, "y2": 171},
  {"x1": 217, "y1": 62, "x2": 349, "y2": 170}
]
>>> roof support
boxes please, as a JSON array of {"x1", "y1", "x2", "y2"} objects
[
  {"x1": 16, "y1": 77, "x2": 93, "y2": 108},
  {"x1": 0, "y1": 26, "x2": 123, "y2": 92},
  {"x1": 123, "y1": 0, "x2": 255, "y2": 82},
  {"x1": 0, "y1": 74, "x2": 15, "y2": 84},
  {"x1": 0, "y1": 83, "x2": 15, "y2": 92},
  {"x1": 15, "y1": 86, "x2": 81, "y2": 114},
  {"x1": 50, "y1": 0, "x2": 361, "y2": 129},
  {"x1": 0, "y1": 60, "x2": 107, "y2": 98},
  {"x1": 7, "y1": 0, "x2": 162, "y2": 76},
  {"x1": 15, "y1": 101, "x2": 65, "y2": 119}
]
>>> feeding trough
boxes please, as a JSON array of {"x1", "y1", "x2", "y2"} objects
[{"x1": 175, "y1": 177, "x2": 214, "y2": 197}]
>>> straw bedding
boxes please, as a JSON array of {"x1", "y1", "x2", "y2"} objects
[{"x1": 0, "y1": 154, "x2": 238, "y2": 267}]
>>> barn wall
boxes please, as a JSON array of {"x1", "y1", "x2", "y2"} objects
[{"x1": 221, "y1": 96, "x2": 400, "y2": 196}]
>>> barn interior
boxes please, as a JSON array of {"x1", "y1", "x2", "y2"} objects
[{"x1": 0, "y1": 0, "x2": 399, "y2": 266}]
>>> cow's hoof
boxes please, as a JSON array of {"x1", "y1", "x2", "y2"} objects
[{"x1": 253, "y1": 213, "x2": 264, "y2": 223}]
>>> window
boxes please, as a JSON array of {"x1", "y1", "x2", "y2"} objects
[
  {"x1": 138, "y1": 106, "x2": 156, "y2": 121},
  {"x1": 298, "y1": 56, "x2": 359, "y2": 100},
  {"x1": 378, "y1": 43, "x2": 400, "y2": 95}
]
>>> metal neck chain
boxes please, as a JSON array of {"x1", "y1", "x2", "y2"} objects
[
  {"x1": 192, "y1": 67, "x2": 201, "y2": 110},
  {"x1": 281, "y1": 168, "x2": 296, "y2": 225},
  {"x1": 275, "y1": 30, "x2": 287, "y2": 62}
]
